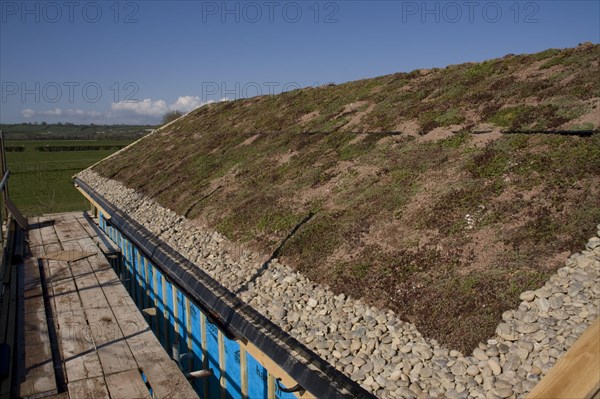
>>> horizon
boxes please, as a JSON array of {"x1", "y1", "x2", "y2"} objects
[{"x1": 1, "y1": 1, "x2": 599, "y2": 125}]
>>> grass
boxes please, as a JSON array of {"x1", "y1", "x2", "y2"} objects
[
  {"x1": 98, "y1": 128, "x2": 600, "y2": 352},
  {"x1": 93, "y1": 44, "x2": 600, "y2": 352},
  {"x1": 6, "y1": 139, "x2": 133, "y2": 216},
  {"x1": 135, "y1": 44, "x2": 599, "y2": 136}
]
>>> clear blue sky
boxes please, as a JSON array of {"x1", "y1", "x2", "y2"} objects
[{"x1": 1, "y1": 0, "x2": 598, "y2": 124}]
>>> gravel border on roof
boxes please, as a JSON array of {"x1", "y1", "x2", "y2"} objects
[{"x1": 78, "y1": 169, "x2": 599, "y2": 399}]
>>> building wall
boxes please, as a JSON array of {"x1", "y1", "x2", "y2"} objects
[{"x1": 99, "y1": 212, "x2": 301, "y2": 399}]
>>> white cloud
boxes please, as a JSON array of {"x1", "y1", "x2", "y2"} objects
[
  {"x1": 111, "y1": 96, "x2": 228, "y2": 117},
  {"x1": 111, "y1": 98, "x2": 168, "y2": 116},
  {"x1": 21, "y1": 108, "x2": 35, "y2": 118},
  {"x1": 169, "y1": 96, "x2": 203, "y2": 112},
  {"x1": 20, "y1": 95, "x2": 229, "y2": 124}
]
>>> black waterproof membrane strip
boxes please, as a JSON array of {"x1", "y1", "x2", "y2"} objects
[{"x1": 75, "y1": 178, "x2": 376, "y2": 399}]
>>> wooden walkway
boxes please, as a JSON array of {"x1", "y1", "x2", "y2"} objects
[
  {"x1": 527, "y1": 318, "x2": 600, "y2": 399},
  {"x1": 18, "y1": 212, "x2": 198, "y2": 399}
]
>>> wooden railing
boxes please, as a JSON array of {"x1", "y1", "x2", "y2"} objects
[{"x1": 0, "y1": 129, "x2": 26, "y2": 399}]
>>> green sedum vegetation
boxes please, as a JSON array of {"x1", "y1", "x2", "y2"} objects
[{"x1": 93, "y1": 44, "x2": 600, "y2": 352}]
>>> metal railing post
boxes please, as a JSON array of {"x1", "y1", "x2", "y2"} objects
[
  {"x1": 0, "y1": 130, "x2": 7, "y2": 240},
  {"x1": 0, "y1": 171, "x2": 11, "y2": 244}
]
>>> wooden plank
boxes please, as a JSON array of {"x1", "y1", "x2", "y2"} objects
[
  {"x1": 68, "y1": 376, "x2": 109, "y2": 399},
  {"x1": 527, "y1": 318, "x2": 600, "y2": 399},
  {"x1": 75, "y1": 214, "x2": 98, "y2": 241},
  {"x1": 53, "y1": 218, "x2": 89, "y2": 243},
  {"x1": 30, "y1": 241, "x2": 62, "y2": 260},
  {"x1": 81, "y1": 243, "x2": 130, "y2": 310},
  {"x1": 45, "y1": 392, "x2": 70, "y2": 399},
  {"x1": 131, "y1": 337, "x2": 197, "y2": 399},
  {"x1": 27, "y1": 217, "x2": 43, "y2": 248},
  {"x1": 23, "y1": 213, "x2": 196, "y2": 399},
  {"x1": 20, "y1": 312, "x2": 58, "y2": 398},
  {"x1": 144, "y1": 260, "x2": 151, "y2": 317},
  {"x1": 151, "y1": 266, "x2": 159, "y2": 333},
  {"x1": 86, "y1": 307, "x2": 138, "y2": 376},
  {"x1": 111, "y1": 303, "x2": 198, "y2": 399},
  {"x1": 240, "y1": 339, "x2": 311, "y2": 399},
  {"x1": 68, "y1": 258, "x2": 110, "y2": 311},
  {"x1": 136, "y1": 252, "x2": 143, "y2": 308},
  {"x1": 22, "y1": 258, "x2": 44, "y2": 315},
  {"x1": 201, "y1": 312, "x2": 209, "y2": 399},
  {"x1": 96, "y1": 270, "x2": 131, "y2": 308},
  {"x1": 240, "y1": 347, "x2": 248, "y2": 399},
  {"x1": 75, "y1": 215, "x2": 120, "y2": 257},
  {"x1": 42, "y1": 211, "x2": 84, "y2": 220},
  {"x1": 59, "y1": 238, "x2": 114, "y2": 311},
  {"x1": 267, "y1": 372, "x2": 276, "y2": 399},
  {"x1": 45, "y1": 260, "x2": 84, "y2": 315},
  {"x1": 0, "y1": 236, "x2": 17, "y2": 399},
  {"x1": 5, "y1": 197, "x2": 28, "y2": 229},
  {"x1": 42, "y1": 250, "x2": 96, "y2": 262},
  {"x1": 38, "y1": 258, "x2": 97, "y2": 390},
  {"x1": 73, "y1": 186, "x2": 111, "y2": 220},
  {"x1": 105, "y1": 369, "x2": 151, "y2": 399},
  {"x1": 28, "y1": 217, "x2": 101, "y2": 394},
  {"x1": 0, "y1": 255, "x2": 15, "y2": 399},
  {"x1": 55, "y1": 309, "x2": 103, "y2": 383},
  {"x1": 161, "y1": 276, "x2": 169, "y2": 351},
  {"x1": 38, "y1": 218, "x2": 60, "y2": 246},
  {"x1": 185, "y1": 297, "x2": 193, "y2": 371},
  {"x1": 172, "y1": 284, "x2": 179, "y2": 335},
  {"x1": 45, "y1": 257, "x2": 75, "y2": 289},
  {"x1": 20, "y1": 257, "x2": 57, "y2": 397},
  {"x1": 218, "y1": 330, "x2": 226, "y2": 399},
  {"x1": 70, "y1": 236, "x2": 101, "y2": 257}
]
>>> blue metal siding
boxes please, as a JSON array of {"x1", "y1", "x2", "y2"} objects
[
  {"x1": 247, "y1": 353, "x2": 268, "y2": 399},
  {"x1": 98, "y1": 212, "x2": 301, "y2": 399},
  {"x1": 189, "y1": 303, "x2": 206, "y2": 394},
  {"x1": 224, "y1": 339, "x2": 242, "y2": 399}
]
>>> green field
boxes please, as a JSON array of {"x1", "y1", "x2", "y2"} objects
[{"x1": 5, "y1": 140, "x2": 134, "y2": 216}]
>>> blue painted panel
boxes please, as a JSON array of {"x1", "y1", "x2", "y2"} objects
[
  {"x1": 164, "y1": 281, "x2": 175, "y2": 356},
  {"x1": 96, "y1": 217, "x2": 306, "y2": 399},
  {"x1": 138, "y1": 251, "x2": 146, "y2": 309},
  {"x1": 131, "y1": 245, "x2": 138, "y2": 306},
  {"x1": 189, "y1": 303, "x2": 206, "y2": 395},
  {"x1": 133, "y1": 247, "x2": 144, "y2": 309},
  {"x1": 147, "y1": 262, "x2": 155, "y2": 303},
  {"x1": 145, "y1": 261, "x2": 155, "y2": 327},
  {"x1": 205, "y1": 320, "x2": 222, "y2": 398},
  {"x1": 126, "y1": 240, "x2": 134, "y2": 296},
  {"x1": 224, "y1": 338, "x2": 241, "y2": 399},
  {"x1": 176, "y1": 289, "x2": 187, "y2": 357},
  {"x1": 119, "y1": 234, "x2": 128, "y2": 292},
  {"x1": 154, "y1": 268, "x2": 166, "y2": 348},
  {"x1": 247, "y1": 353, "x2": 268, "y2": 399}
]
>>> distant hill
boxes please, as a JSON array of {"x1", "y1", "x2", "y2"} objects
[
  {"x1": 92, "y1": 43, "x2": 600, "y2": 351},
  {"x1": 0, "y1": 123, "x2": 157, "y2": 141}
]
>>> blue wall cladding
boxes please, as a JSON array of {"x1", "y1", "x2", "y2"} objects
[{"x1": 98, "y1": 212, "x2": 302, "y2": 399}]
